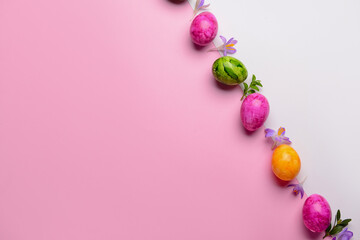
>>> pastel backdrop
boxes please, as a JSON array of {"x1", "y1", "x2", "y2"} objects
[{"x1": 0, "y1": 0, "x2": 355, "y2": 239}]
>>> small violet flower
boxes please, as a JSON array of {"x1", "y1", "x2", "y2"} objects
[
  {"x1": 192, "y1": 0, "x2": 210, "y2": 18},
  {"x1": 287, "y1": 177, "x2": 306, "y2": 199},
  {"x1": 332, "y1": 228, "x2": 353, "y2": 240},
  {"x1": 208, "y1": 36, "x2": 237, "y2": 56},
  {"x1": 265, "y1": 127, "x2": 291, "y2": 150}
]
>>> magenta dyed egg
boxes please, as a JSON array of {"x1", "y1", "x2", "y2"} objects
[
  {"x1": 240, "y1": 93, "x2": 270, "y2": 131},
  {"x1": 190, "y1": 12, "x2": 218, "y2": 46},
  {"x1": 303, "y1": 194, "x2": 332, "y2": 232}
]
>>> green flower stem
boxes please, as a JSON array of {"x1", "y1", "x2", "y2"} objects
[{"x1": 240, "y1": 74, "x2": 263, "y2": 100}]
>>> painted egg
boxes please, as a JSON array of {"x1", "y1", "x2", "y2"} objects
[
  {"x1": 190, "y1": 12, "x2": 218, "y2": 46},
  {"x1": 212, "y1": 56, "x2": 248, "y2": 85},
  {"x1": 271, "y1": 145, "x2": 301, "y2": 181},
  {"x1": 303, "y1": 194, "x2": 332, "y2": 232},
  {"x1": 240, "y1": 93, "x2": 269, "y2": 131}
]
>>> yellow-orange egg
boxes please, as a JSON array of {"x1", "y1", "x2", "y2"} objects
[{"x1": 272, "y1": 145, "x2": 301, "y2": 181}]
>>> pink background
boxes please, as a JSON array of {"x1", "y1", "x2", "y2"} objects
[{"x1": 0, "y1": 0, "x2": 322, "y2": 239}]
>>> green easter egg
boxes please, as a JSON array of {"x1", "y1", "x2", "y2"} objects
[{"x1": 212, "y1": 56, "x2": 248, "y2": 85}]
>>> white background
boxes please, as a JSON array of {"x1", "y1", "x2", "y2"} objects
[{"x1": 189, "y1": 0, "x2": 360, "y2": 236}]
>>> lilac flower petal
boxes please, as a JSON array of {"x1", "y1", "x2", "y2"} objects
[
  {"x1": 265, "y1": 128, "x2": 276, "y2": 137},
  {"x1": 278, "y1": 137, "x2": 291, "y2": 145},
  {"x1": 287, "y1": 183, "x2": 304, "y2": 199},
  {"x1": 344, "y1": 232, "x2": 354, "y2": 239},
  {"x1": 199, "y1": 3, "x2": 210, "y2": 10},
  {"x1": 226, "y1": 48, "x2": 236, "y2": 54},
  {"x1": 293, "y1": 184, "x2": 304, "y2": 198},
  {"x1": 277, "y1": 136, "x2": 285, "y2": 141},
  {"x1": 338, "y1": 228, "x2": 353, "y2": 240},
  {"x1": 230, "y1": 40, "x2": 238, "y2": 45},
  {"x1": 220, "y1": 36, "x2": 227, "y2": 44},
  {"x1": 199, "y1": 0, "x2": 204, "y2": 8},
  {"x1": 226, "y1": 37, "x2": 234, "y2": 45},
  {"x1": 300, "y1": 188, "x2": 304, "y2": 199},
  {"x1": 223, "y1": 50, "x2": 227, "y2": 56},
  {"x1": 282, "y1": 136, "x2": 291, "y2": 143},
  {"x1": 274, "y1": 136, "x2": 282, "y2": 142}
]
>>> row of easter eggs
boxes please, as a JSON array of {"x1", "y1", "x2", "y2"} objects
[
  {"x1": 191, "y1": 12, "x2": 270, "y2": 132},
  {"x1": 190, "y1": 11, "x2": 332, "y2": 234}
]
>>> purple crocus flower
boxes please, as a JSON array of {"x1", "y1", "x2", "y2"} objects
[
  {"x1": 287, "y1": 177, "x2": 306, "y2": 199},
  {"x1": 192, "y1": 0, "x2": 210, "y2": 18},
  {"x1": 332, "y1": 228, "x2": 353, "y2": 240},
  {"x1": 287, "y1": 182, "x2": 305, "y2": 199},
  {"x1": 219, "y1": 36, "x2": 237, "y2": 56},
  {"x1": 208, "y1": 36, "x2": 237, "y2": 56},
  {"x1": 264, "y1": 127, "x2": 291, "y2": 149}
]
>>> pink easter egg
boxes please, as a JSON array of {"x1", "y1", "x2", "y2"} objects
[
  {"x1": 190, "y1": 12, "x2": 218, "y2": 46},
  {"x1": 240, "y1": 93, "x2": 270, "y2": 131},
  {"x1": 303, "y1": 194, "x2": 332, "y2": 232}
]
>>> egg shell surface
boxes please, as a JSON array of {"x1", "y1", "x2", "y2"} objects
[
  {"x1": 190, "y1": 12, "x2": 218, "y2": 46},
  {"x1": 303, "y1": 194, "x2": 332, "y2": 233},
  {"x1": 212, "y1": 56, "x2": 248, "y2": 85},
  {"x1": 240, "y1": 93, "x2": 269, "y2": 131},
  {"x1": 271, "y1": 145, "x2": 301, "y2": 181}
]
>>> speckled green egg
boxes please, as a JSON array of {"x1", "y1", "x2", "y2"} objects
[{"x1": 212, "y1": 56, "x2": 248, "y2": 85}]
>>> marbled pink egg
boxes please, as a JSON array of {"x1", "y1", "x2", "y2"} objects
[
  {"x1": 190, "y1": 12, "x2": 218, "y2": 46},
  {"x1": 303, "y1": 194, "x2": 332, "y2": 232},
  {"x1": 240, "y1": 93, "x2": 270, "y2": 131}
]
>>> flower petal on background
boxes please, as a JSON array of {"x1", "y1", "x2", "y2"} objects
[
  {"x1": 199, "y1": 0, "x2": 204, "y2": 7},
  {"x1": 265, "y1": 128, "x2": 276, "y2": 137},
  {"x1": 226, "y1": 37, "x2": 234, "y2": 45},
  {"x1": 200, "y1": 3, "x2": 210, "y2": 9},
  {"x1": 282, "y1": 136, "x2": 292, "y2": 144},
  {"x1": 226, "y1": 47, "x2": 236, "y2": 54},
  {"x1": 220, "y1": 36, "x2": 227, "y2": 44},
  {"x1": 230, "y1": 39, "x2": 238, "y2": 45},
  {"x1": 287, "y1": 183, "x2": 304, "y2": 199},
  {"x1": 337, "y1": 228, "x2": 353, "y2": 240}
]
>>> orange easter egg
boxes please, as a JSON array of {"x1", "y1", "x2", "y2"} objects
[{"x1": 271, "y1": 145, "x2": 301, "y2": 181}]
